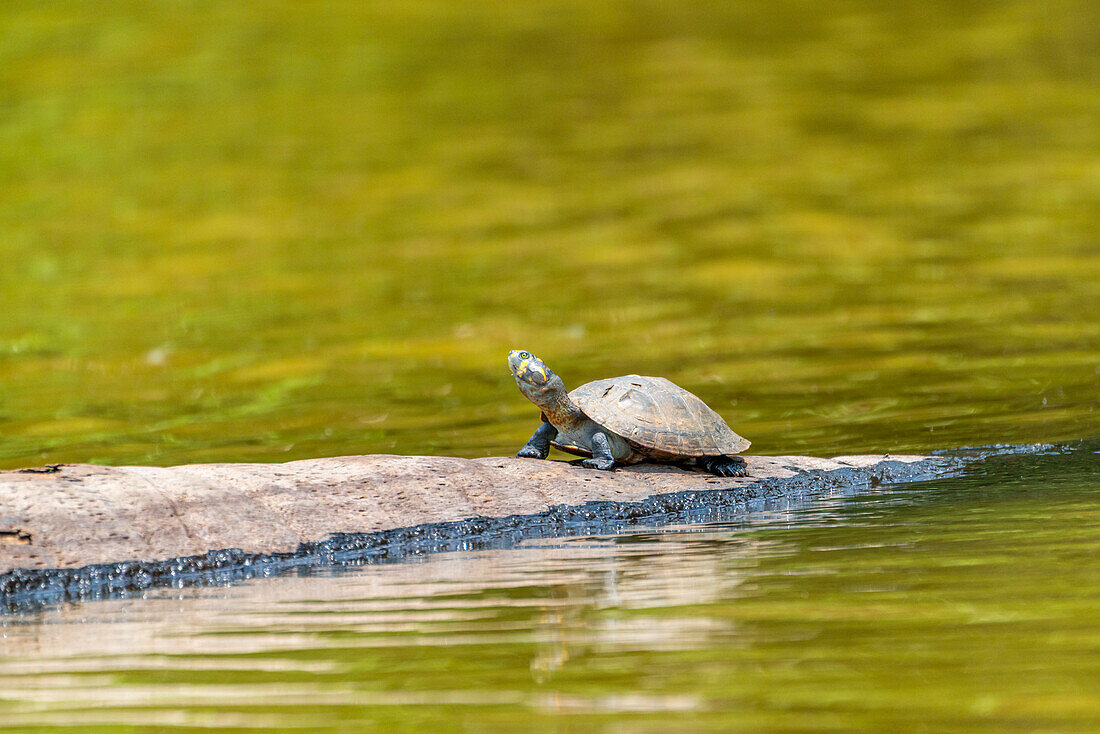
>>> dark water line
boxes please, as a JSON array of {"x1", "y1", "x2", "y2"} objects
[{"x1": 0, "y1": 444, "x2": 1070, "y2": 614}]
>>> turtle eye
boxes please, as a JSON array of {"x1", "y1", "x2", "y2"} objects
[{"x1": 519, "y1": 351, "x2": 530, "y2": 359}]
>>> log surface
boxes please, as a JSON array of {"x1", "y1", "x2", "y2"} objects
[{"x1": 0, "y1": 453, "x2": 952, "y2": 576}]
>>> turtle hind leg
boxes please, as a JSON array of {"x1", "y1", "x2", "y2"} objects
[{"x1": 697, "y1": 455, "x2": 749, "y2": 477}]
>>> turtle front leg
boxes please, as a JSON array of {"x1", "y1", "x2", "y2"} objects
[
  {"x1": 580, "y1": 432, "x2": 616, "y2": 471},
  {"x1": 517, "y1": 422, "x2": 558, "y2": 460}
]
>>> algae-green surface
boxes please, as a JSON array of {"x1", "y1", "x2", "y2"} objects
[
  {"x1": 1, "y1": 0, "x2": 1097, "y2": 469},
  {"x1": 2, "y1": 2, "x2": 1100, "y2": 728}
]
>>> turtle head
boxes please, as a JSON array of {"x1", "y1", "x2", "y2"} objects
[{"x1": 508, "y1": 349, "x2": 566, "y2": 401}]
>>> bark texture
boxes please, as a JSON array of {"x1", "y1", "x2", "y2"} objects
[{"x1": 0, "y1": 453, "x2": 947, "y2": 575}]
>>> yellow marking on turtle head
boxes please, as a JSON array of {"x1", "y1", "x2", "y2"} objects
[{"x1": 516, "y1": 355, "x2": 547, "y2": 383}]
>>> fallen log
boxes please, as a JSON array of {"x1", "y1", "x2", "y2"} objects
[{"x1": 0, "y1": 453, "x2": 957, "y2": 582}]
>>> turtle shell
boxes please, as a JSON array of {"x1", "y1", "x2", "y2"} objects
[{"x1": 569, "y1": 375, "x2": 750, "y2": 458}]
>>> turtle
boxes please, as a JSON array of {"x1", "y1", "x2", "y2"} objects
[{"x1": 508, "y1": 350, "x2": 750, "y2": 476}]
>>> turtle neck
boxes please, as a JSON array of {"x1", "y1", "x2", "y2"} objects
[{"x1": 519, "y1": 377, "x2": 587, "y2": 432}]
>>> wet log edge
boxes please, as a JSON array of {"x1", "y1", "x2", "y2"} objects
[{"x1": 0, "y1": 452, "x2": 982, "y2": 611}]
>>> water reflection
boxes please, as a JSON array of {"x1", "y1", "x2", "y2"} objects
[
  {"x1": 2, "y1": 445, "x2": 1098, "y2": 731},
  {"x1": 0, "y1": 534, "x2": 764, "y2": 726}
]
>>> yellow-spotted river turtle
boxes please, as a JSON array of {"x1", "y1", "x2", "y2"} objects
[{"x1": 508, "y1": 350, "x2": 750, "y2": 476}]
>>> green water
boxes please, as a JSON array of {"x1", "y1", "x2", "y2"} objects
[
  {"x1": 0, "y1": 446, "x2": 1097, "y2": 732},
  {"x1": 2, "y1": 1, "x2": 1099, "y2": 731},
  {"x1": 1, "y1": 0, "x2": 1097, "y2": 468}
]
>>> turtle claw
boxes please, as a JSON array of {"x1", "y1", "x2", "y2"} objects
[
  {"x1": 724, "y1": 462, "x2": 749, "y2": 477},
  {"x1": 517, "y1": 445, "x2": 548, "y2": 460},
  {"x1": 700, "y1": 456, "x2": 748, "y2": 477},
  {"x1": 581, "y1": 457, "x2": 616, "y2": 471}
]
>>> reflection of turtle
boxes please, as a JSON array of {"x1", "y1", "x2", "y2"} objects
[{"x1": 508, "y1": 350, "x2": 750, "y2": 476}]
